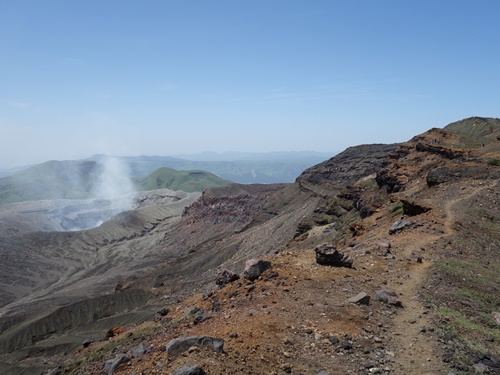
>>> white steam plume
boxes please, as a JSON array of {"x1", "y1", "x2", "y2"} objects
[{"x1": 93, "y1": 157, "x2": 136, "y2": 213}]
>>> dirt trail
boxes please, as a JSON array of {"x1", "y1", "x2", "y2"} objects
[{"x1": 388, "y1": 182, "x2": 493, "y2": 374}]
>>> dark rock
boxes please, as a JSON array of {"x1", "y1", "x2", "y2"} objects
[
  {"x1": 104, "y1": 354, "x2": 129, "y2": 375},
  {"x1": 157, "y1": 307, "x2": 169, "y2": 316},
  {"x1": 415, "y1": 142, "x2": 468, "y2": 159},
  {"x1": 401, "y1": 200, "x2": 432, "y2": 216},
  {"x1": 375, "y1": 289, "x2": 403, "y2": 307},
  {"x1": 314, "y1": 244, "x2": 353, "y2": 268},
  {"x1": 106, "y1": 326, "x2": 125, "y2": 339},
  {"x1": 341, "y1": 342, "x2": 353, "y2": 350},
  {"x1": 264, "y1": 271, "x2": 279, "y2": 280},
  {"x1": 215, "y1": 268, "x2": 240, "y2": 288},
  {"x1": 281, "y1": 364, "x2": 292, "y2": 373},
  {"x1": 426, "y1": 165, "x2": 495, "y2": 186},
  {"x1": 229, "y1": 332, "x2": 238, "y2": 338},
  {"x1": 328, "y1": 336, "x2": 339, "y2": 345},
  {"x1": 82, "y1": 339, "x2": 92, "y2": 348},
  {"x1": 347, "y1": 292, "x2": 370, "y2": 305},
  {"x1": 193, "y1": 314, "x2": 213, "y2": 325},
  {"x1": 389, "y1": 219, "x2": 413, "y2": 235},
  {"x1": 245, "y1": 284, "x2": 255, "y2": 292},
  {"x1": 171, "y1": 365, "x2": 207, "y2": 375},
  {"x1": 165, "y1": 336, "x2": 224, "y2": 356},
  {"x1": 243, "y1": 259, "x2": 272, "y2": 281}
]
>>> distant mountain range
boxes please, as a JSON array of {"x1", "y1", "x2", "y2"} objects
[
  {"x1": 0, "y1": 161, "x2": 232, "y2": 205},
  {"x1": 88, "y1": 151, "x2": 333, "y2": 182}
]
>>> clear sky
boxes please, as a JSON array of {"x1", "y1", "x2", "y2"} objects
[{"x1": 1, "y1": 1, "x2": 499, "y2": 169}]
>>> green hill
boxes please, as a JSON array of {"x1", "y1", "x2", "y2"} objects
[
  {"x1": 444, "y1": 116, "x2": 500, "y2": 148},
  {"x1": 0, "y1": 160, "x2": 101, "y2": 204},
  {"x1": 134, "y1": 167, "x2": 232, "y2": 192}
]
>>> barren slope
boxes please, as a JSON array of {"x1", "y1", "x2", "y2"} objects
[{"x1": 1, "y1": 117, "x2": 499, "y2": 375}]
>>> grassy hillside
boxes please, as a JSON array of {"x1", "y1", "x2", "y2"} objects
[
  {"x1": 0, "y1": 160, "x2": 100, "y2": 204},
  {"x1": 134, "y1": 167, "x2": 232, "y2": 192},
  {"x1": 444, "y1": 116, "x2": 500, "y2": 147}
]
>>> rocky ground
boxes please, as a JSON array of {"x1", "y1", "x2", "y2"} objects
[{"x1": 1, "y1": 117, "x2": 499, "y2": 375}]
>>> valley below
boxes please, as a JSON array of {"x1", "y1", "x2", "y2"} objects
[{"x1": 0, "y1": 117, "x2": 499, "y2": 375}]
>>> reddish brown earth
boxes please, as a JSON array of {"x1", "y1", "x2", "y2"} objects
[{"x1": 1, "y1": 117, "x2": 499, "y2": 375}]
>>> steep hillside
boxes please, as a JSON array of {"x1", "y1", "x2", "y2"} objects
[
  {"x1": 134, "y1": 167, "x2": 232, "y2": 193},
  {"x1": 0, "y1": 118, "x2": 499, "y2": 375}
]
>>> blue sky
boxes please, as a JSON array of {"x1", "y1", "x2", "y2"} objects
[{"x1": 1, "y1": 1, "x2": 499, "y2": 168}]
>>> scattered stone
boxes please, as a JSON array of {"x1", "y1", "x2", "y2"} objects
[
  {"x1": 328, "y1": 336, "x2": 339, "y2": 345},
  {"x1": 106, "y1": 326, "x2": 125, "y2": 339},
  {"x1": 373, "y1": 337, "x2": 382, "y2": 343},
  {"x1": 389, "y1": 219, "x2": 413, "y2": 235},
  {"x1": 184, "y1": 307, "x2": 201, "y2": 317},
  {"x1": 215, "y1": 268, "x2": 240, "y2": 288},
  {"x1": 104, "y1": 354, "x2": 129, "y2": 375},
  {"x1": 376, "y1": 240, "x2": 391, "y2": 249},
  {"x1": 472, "y1": 362, "x2": 489, "y2": 374},
  {"x1": 341, "y1": 342, "x2": 353, "y2": 350},
  {"x1": 264, "y1": 271, "x2": 279, "y2": 281},
  {"x1": 245, "y1": 284, "x2": 255, "y2": 292},
  {"x1": 314, "y1": 244, "x2": 353, "y2": 268},
  {"x1": 375, "y1": 289, "x2": 403, "y2": 307},
  {"x1": 347, "y1": 292, "x2": 371, "y2": 305},
  {"x1": 317, "y1": 371, "x2": 331, "y2": 375},
  {"x1": 229, "y1": 332, "x2": 238, "y2": 339},
  {"x1": 171, "y1": 365, "x2": 207, "y2": 375},
  {"x1": 193, "y1": 314, "x2": 213, "y2": 325},
  {"x1": 166, "y1": 336, "x2": 224, "y2": 356},
  {"x1": 157, "y1": 307, "x2": 169, "y2": 316},
  {"x1": 417, "y1": 255, "x2": 423, "y2": 263},
  {"x1": 129, "y1": 342, "x2": 152, "y2": 358},
  {"x1": 82, "y1": 339, "x2": 92, "y2": 348},
  {"x1": 243, "y1": 259, "x2": 272, "y2": 281},
  {"x1": 493, "y1": 312, "x2": 500, "y2": 325},
  {"x1": 281, "y1": 364, "x2": 292, "y2": 373}
]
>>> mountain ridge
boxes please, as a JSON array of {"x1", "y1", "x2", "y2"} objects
[{"x1": 0, "y1": 117, "x2": 499, "y2": 374}]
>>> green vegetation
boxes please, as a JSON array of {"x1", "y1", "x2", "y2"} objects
[
  {"x1": 437, "y1": 306, "x2": 500, "y2": 350},
  {"x1": 134, "y1": 167, "x2": 232, "y2": 193},
  {"x1": 488, "y1": 159, "x2": 500, "y2": 166},
  {"x1": 391, "y1": 201, "x2": 404, "y2": 214},
  {"x1": 444, "y1": 117, "x2": 500, "y2": 148}
]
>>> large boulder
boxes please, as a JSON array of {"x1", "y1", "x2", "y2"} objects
[
  {"x1": 243, "y1": 259, "x2": 272, "y2": 281},
  {"x1": 166, "y1": 336, "x2": 224, "y2": 356},
  {"x1": 314, "y1": 244, "x2": 353, "y2": 268}
]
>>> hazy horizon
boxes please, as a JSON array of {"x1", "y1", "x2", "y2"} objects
[{"x1": 1, "y1": 1, "x2": 499, "y2": 169}]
